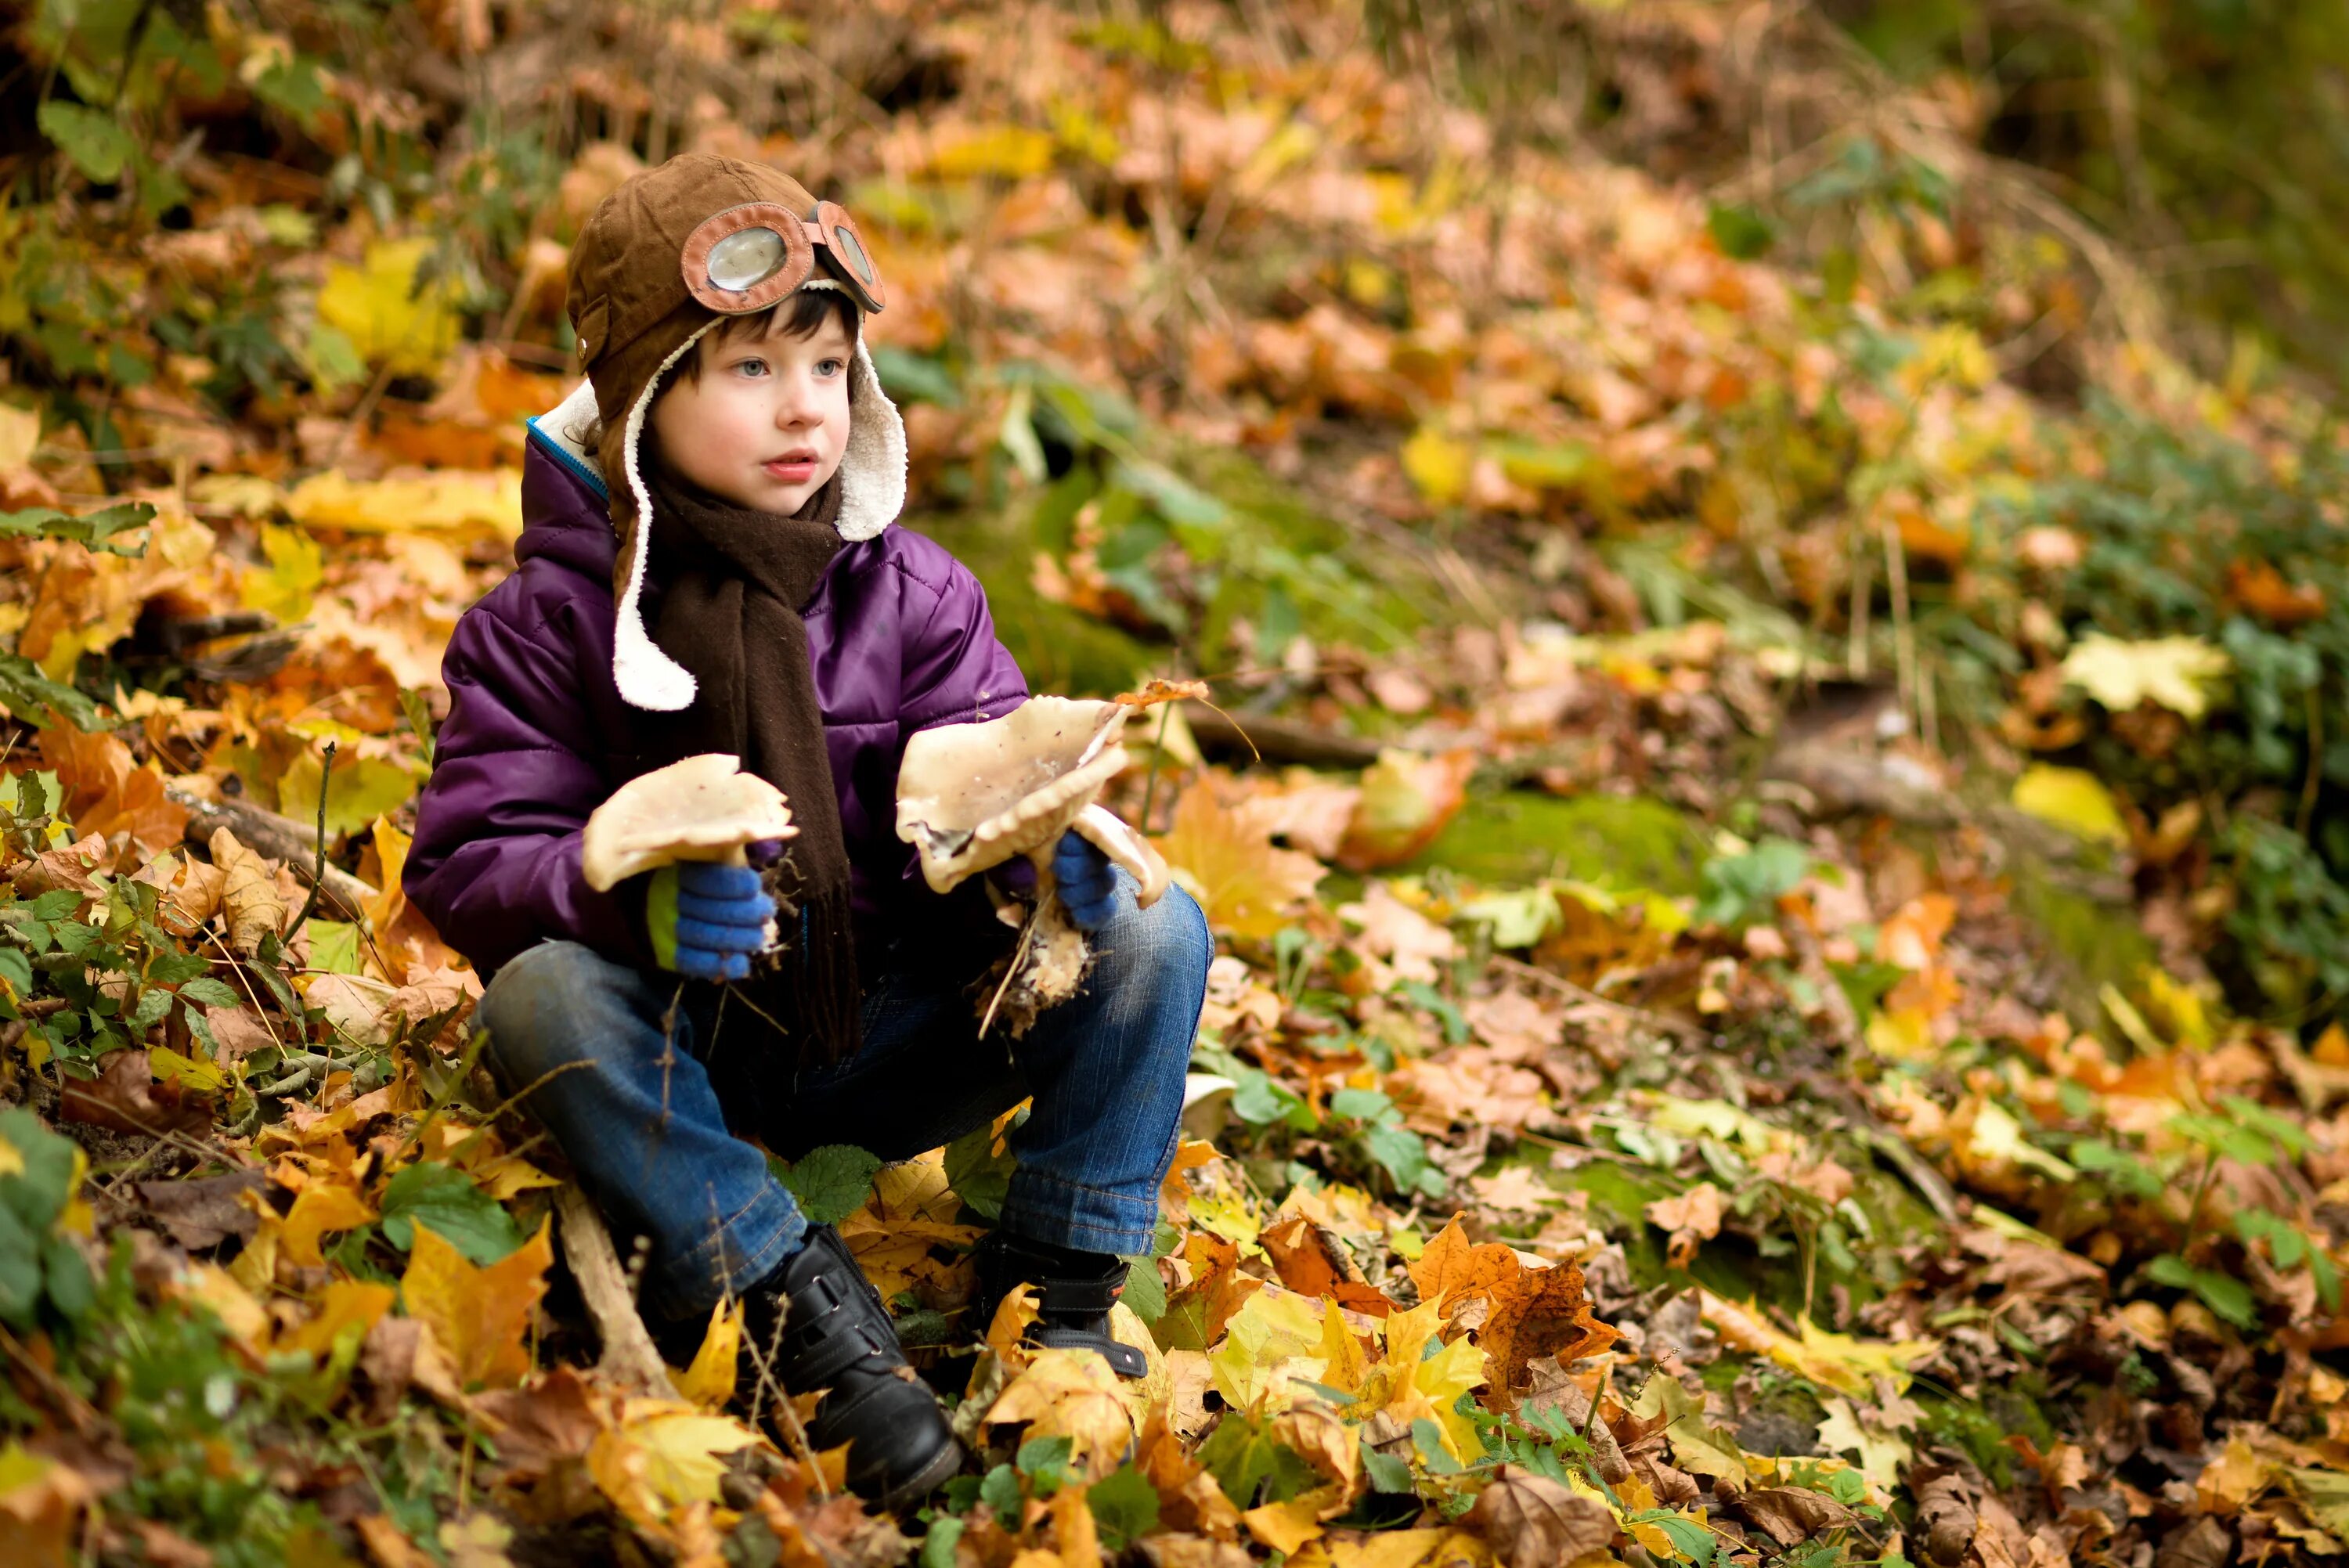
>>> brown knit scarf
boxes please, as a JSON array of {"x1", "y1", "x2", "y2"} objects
[{"x1": 639, "y1": 459, "x2": 860, "y2": 1068}]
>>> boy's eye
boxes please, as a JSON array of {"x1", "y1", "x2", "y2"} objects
[
  {"x1": 816, "y1": 358, "x2": 844, "y2": 376},
  {"x1": 731, "y1": 357, "x2": 769, "y2": 377}
]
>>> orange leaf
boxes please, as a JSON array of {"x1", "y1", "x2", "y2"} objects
[
  {"x1": 1150, "y1": 778, "x2": 1323, "y2": 939},
  {"x1": 38, "y1": 725, "x2": 188, "y2": 857},
  {"x1": 1405, "y1": 1215, "x2": 1518, "y2": 1314},
  {"x1": 399, "y1": 1219, "x2": 553, "y2": 1389},
  {"x1": 280, "y1": 1182, "x2": 377, "y2": 1268}
]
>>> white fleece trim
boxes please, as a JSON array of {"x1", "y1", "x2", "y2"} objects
[
  {"x1": 611, "y1": 320, "x2": 716, "y2": 712},
  {"x1": 836, "y1": 337, "x2": 905, "y2": 542}
]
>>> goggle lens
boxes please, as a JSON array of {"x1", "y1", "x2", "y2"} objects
[{"x1": 706, "y1": 225, "x2": 788, "y2": 293}]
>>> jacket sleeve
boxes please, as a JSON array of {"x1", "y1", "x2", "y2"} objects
[
  {"x1": 898, "y1": 553, "x2": 1029, "y2": 735},
  {"x1": 404, "y1": 595, "x2": 653, "y2": 975}
]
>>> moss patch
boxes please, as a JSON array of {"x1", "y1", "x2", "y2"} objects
[
  {"x1": 1404, "y1": 792, "x2": 1708, "y2": 894},
  {"x1": 2011, "y1": 858, "x2": 2160, "y2": 1030}
]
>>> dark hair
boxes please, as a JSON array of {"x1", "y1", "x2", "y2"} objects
[{"x1": 673, "y1": 289, "x2": 861, "y2": 383}]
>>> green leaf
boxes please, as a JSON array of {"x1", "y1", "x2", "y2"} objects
[
  {"x1": 0, "y1": 1206, "x2": 41, "y2": 1326},
  {"x1": 944, "y1": 1123, "x2": 1014, "y2": 1223},
  {"x1": 1085, "y1": 1466, "x2": 1160, "y2": 1551},
  {"x1": 309, "y1": 921, "x2": 364, "y2": 976},
  {"x1": 1329, "y1": 1087, "x2": 1393, "y2": 1121},
  {"x1": 1016, "y1": 1434, "x2": 1073, "y2": 1492},
  {"x1": 1119, "y1": 1254, "x2": 1164, "y2": 1325},
  {"x1": 175, "y1": 977, "x2": 241, "y2": 1011},
  {"x1": 40, "y1": 1232, "x2": 92, "y2": 1323},
  {"x1": 0, "y1": 501, "x2": 153, "y2": 552},
  {"x1": 36, "y1": 101, "x2": 136, "y2": 182},
  {"x1": 918, "y1": 1518, "x2": 964, "y2": 1568},
  {"x1": 776, "y1": 1144, "x2": 882, "y2": 1226},
  {"x1": 2147, "y1": 1253, "x2": 2258, "y2": 1328},
  {"x1": 1196, "y1": 1410, "x2": 1312, "y2": 1509},
  {"x1": 377, "y1": 1162, "x2": 524, "y2": 1263},
  {"x1": 0, "y1": 655, "x2": 99, "y2": 730},
  {"x1": 1362, "y1": 1437, "x2": 1413, "y2": 1494},
  {"x1": 1706, "y1": 202, "x2": 1777, "y2": 260},
  {"x1": 978, "y1": 1462, "x2": 1022, "y2": 1527},
  {"x1": 1412, "y1": 1417, "x2": 1463, "y2": 1476}
]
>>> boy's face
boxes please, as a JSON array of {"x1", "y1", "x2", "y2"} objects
[{"x1": 650, "y1": 309, "x2": 854, "y2": 514}]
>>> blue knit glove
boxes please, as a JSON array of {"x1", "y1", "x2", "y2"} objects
[
  {"x1": 648, "y1": 862, "x2": 774, "y2": 981},
  {"x1": 1052, "y1": 831, "x2": 1119, "y2": 934}
]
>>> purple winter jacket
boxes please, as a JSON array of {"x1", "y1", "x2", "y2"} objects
[{"x1": 403, "y1": 421, "x2": 1028, "y2": 976}]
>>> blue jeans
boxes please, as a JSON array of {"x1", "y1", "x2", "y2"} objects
[{"x1": 475, "y1": 875, "x2": 1211, "y2": 1323}]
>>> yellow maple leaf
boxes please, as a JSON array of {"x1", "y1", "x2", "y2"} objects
[
  {"x1": 2012, "y1": 764, "x2": 2128, "y2": 845},
  {"x1": 283, "y1": 468, "x2": 523, "y2": 540},
  {"x1": 279, "y1": 1181, "x2": 377, "y2": 1268},
  {"x1": 585, "y1": 1399, "x2": 764, "y2": 1527},
  {"x1": 1401, "y1": 425, "x2": 1472, "y2": 506},
  {"x1": 1209, "y1": 1289, "x2": 1327, "y2": 1411},
  {"x1": 987, "y1": 1346, "x2": 1138, "y2": 1477},
  {"x1": 399, "y1": 1219, "x2": 553, "y2": 1389},
  {"x1": 1698, "y1": 1292, "x2": 1933, "y2": 1396},
  {"x1": 316, "y1": 239, "x2": 462, "y2": 376},
  {"x1": 2061, "y1": 633, "x2": 2231, "y2": 719},
  {"x1": 671, "y1": 1299, "x2": 742, "y2": 1411},
  {"x1": 280, "y1": 1281, "x2": 397, "y2": 1361},
  {"x1": 1244, "y1": 1493, "x2": 1328, "y2": 1555},
  {"x1": 1150, "y1": 778, "x2": 1324, "y2": 939}
]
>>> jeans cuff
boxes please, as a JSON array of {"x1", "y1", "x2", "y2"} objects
[
  {"x1": 998, "y1": 1169, "x2": 1160, "y2": 1257},
  {"x1": 649, "y1": 1181, "x2": 806, "y2": 1321}
]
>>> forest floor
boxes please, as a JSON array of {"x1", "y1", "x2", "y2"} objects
[{"x1": 3, "y1": 4, "x2": 2349, "y2": 1568}]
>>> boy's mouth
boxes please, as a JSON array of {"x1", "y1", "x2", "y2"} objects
[{"x1": 762, "y1": 450, "x2": 820, "y2": 484}]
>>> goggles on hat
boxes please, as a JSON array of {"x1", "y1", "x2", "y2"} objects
[{"x1": 680, "y1": 199, "x2": 886, "y2": 317}]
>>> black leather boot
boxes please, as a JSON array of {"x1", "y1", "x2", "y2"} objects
[
  {"x1": 972, "y1": 1231, "x2": 1147, "y2": 1379},
  {"x1": 739, "y1": 1225, "x2": 963, "y2": 1509}
]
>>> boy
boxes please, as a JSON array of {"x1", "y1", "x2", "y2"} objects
[{"x1": 404, "y1": 155, "x2": 1211, "y2": 1508}]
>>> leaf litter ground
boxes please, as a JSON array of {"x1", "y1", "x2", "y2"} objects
[{"x1": 4, "y1": 4, "x2": 2349, "y2": 1568}]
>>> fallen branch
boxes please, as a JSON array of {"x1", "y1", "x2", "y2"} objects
[
  {"x1": 1181, "y1": 701, "x2": 1384, "y2": 769},
  {"x1": 166, "y1": 787, "x2": 377, "y2": 920},
  {"x1": 553, "y1": 1183, "x2": 679, "y2": 1398}
]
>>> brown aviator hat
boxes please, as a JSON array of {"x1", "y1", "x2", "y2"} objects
[{"x1": 555, "y1": 153, "x2": 906, "y2": 712}]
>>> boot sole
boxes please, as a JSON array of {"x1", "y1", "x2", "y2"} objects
[{"x1": 875, "y1": 1432, "x2": 965, "y2": 1513}]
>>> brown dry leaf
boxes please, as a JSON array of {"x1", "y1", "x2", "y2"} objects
[
  {"x1": 1467, "y1": 1465, "x2": 1615, "y2": 1568},
  {"x1": 468, "y1": 1366, "x2": 608, "y2": 1480},
  {"x1": 10, "y1": 832, "x2": 110, "y2": 900},
  {"x1": 1644, "y1": 1183, "x2": 1725, "y2": 1268},
  {"x1": 1152, "y1": 778, "x2": 1324, "y2": 939},
  {"x1": 60, "y1": 1050, "x2": 215, "y2": 1139},
  {"x1": 399, "y1": 1219, "x2": 554, "y2": 1390},
  {"x1": 1734, "y1": 1485, "x2": 1860, "y2": 1548},
  {"x1": 211, "y1": 827, "x2": 287, "y2": 957},
  {"x1": 1481, "y1": 1259, "x2": 1618, "y2": 1409},
  {"x1": 1113, "y1": 678, "x2": 1212, "y2": 708},
  {"x1": 1337, "y1": 881, "x2": 1458, "y2": 985}
]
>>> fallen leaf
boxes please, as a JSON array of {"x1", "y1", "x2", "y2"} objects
[
  {"x1": 1337, "y1": 750, "x2": 1475, "y2": 872},
  {"x1": 399, "y1": 1218, "x2": 554, "y2": 1389},
  {"x1": 1153, "y1": 779, "x2": 1326, "y2": 939},
  {"x1": 1467, "y1": 1465, "x2": 1615, "y2": 1568},
  {"x1": 987, "y1": 1346, "x2": 1138, "y2": 1476},
  {"x1": 2012, "y1": 765, "x2": 2128, "y2": 845},
  {"x1": 60, "y1": 1050, "x2": 215, "y2": 1139},
  {"x1": 211, "y1": 827, "x2": 287, "y2": 958},
  {"x1": 672, "y1": 1298, "x2": 742, "y2": 1410},
  {"x1": 39, "y1": 724, "x2": 188, "y2": 856},
  {"x1": 2060, "y1": 633, "x2": 2229, "y2": 719}
]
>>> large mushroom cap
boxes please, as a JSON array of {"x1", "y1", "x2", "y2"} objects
[
  {"x1": 581, "y1": 753, "x2": 796, "y2": 892},
  {"x1": 896, "y1": 697, "x2": 1128, "y2": 892}
]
